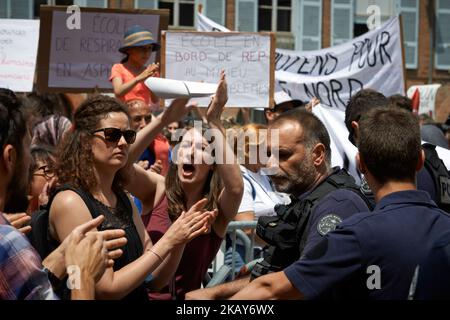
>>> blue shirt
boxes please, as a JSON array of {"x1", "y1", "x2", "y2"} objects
[
  {"x1": 284, "y1": 190, "x2": 450, "y2": 300},
  {"x1": 413, "y1": 230, "x2": 450, "y2": 299}
]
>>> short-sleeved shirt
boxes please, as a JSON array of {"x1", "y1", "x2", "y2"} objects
[
  {"x1": 110, "y1": 63, "x2": 155, "y2": 105},
  {"x1": 238, "y1": 165, "x2": 290, "y2": 218},
  {"x1": 284, "y1": 190, "x2": 450, "y2": 300},
  {"x1": 0, "y1": 213, "x2": 57, "y2": 300}
]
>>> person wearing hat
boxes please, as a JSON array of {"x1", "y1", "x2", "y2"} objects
[
  {"x1": 110, "y1": 25, "x2": 161, "y2": 108},
  {"x1": 264, "y1": 91, "x2": 320, "y2": 125}
]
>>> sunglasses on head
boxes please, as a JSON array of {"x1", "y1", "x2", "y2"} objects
[{"x1": 92, "y1": 127, "x2": 136, "y2": 144}]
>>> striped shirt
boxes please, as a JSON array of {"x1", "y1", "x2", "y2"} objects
[{"x1": 0, "y1": 213, "x2": 57, "y2": 300}]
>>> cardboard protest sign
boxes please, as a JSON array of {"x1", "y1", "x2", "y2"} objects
[
  {"x1": 37, "y1": 6, "x2": 169, "y2": 93},
  {"x1": 0, "y1": 19, "x2": 39, "y2": 92},
  {"x1": 407, "y1": 84, "x2": 442, "y2": 118},
  {"x1": 162, "y1": 31, "x2": 275, "y2": 108},
  {"x1": 276, "y1": 16, "x2": 405, "y2": 110}
]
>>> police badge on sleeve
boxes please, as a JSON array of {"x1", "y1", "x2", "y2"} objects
[
  {"x1": 440, "y1": 176, "x2": 450, "y2": 204},
  {"x1": 317, "y1": 214, "x2": 343, "y2": 236}
]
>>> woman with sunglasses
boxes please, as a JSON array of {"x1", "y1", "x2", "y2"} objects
[
  {"x1": 127, "y1": 72, "x2": 244, "y2": 299},
  {"x1": 48, "y1": 95, "x2": 216, "y2": 300},
  {"x1": 110, "y1": 25, "x2": 160, "y2": 110}
]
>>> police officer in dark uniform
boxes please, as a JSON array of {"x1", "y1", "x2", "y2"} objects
[
  {"x1": 345, "y1": 89, "x2": 450, "y2": 213},
  {"x1": 186, "y1": 109, "x2": 371, "y2": 300},
  {"x1": 230, "y1": 107, "x2": 450, "y2": 300}
]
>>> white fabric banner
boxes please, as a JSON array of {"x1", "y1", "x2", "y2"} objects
[
  {"x1": 196, "y1": 13, "x2": 413, "y2": 182},
  {"x1": 276, "y1": 16, "x2": 405, "y2": 110},
  {"x1": 312, "y1": 104, "x2": 450, "y2": 183},
  {"x1": 196, "y1": 11, "x2": 230, "y2": 32},
  {"x1": 0, "y1": 19, "x2": 39, "y2": 92},
  {"x1": 407, "y1": 84, "x2": 442, "y2": 118}
]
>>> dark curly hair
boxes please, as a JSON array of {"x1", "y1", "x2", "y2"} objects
[{"x1": 56, "y1": 95, "x2": 130, "y2": 192}]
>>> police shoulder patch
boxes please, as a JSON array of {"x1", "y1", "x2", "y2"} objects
[
  {"x1": 360, "y1": 177, "x2": 372, "y2": 195},
  {"x1": 317, "y1": 214, "x2": 343, "y2": 236}
]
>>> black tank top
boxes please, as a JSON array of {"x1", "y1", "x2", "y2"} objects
[{"x1": 49, "y1": 186, "x2": 147, "y2": 300}]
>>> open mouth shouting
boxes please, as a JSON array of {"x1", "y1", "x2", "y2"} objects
[{"x1": 182, "y1": 163, "x2": 196, "y2": 178}]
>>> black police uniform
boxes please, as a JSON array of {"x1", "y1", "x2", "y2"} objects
[
  {"x1": 252, "y1": 167, "x2": 371, "y2": 279},
  {"x1": 284, "y1": 190, "x2": 450, "y2": 300}
]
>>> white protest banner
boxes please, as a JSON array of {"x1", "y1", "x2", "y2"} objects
[
  {"x1": 196, "y1": 11, "x2": 230, "y2": 32},
  {"x1": 0, "y1": 19, "x2": 39, "y2": 92},
  {"x1": 276, "y1": 16, "x2": 405, "y2": 109},
  {"x1": 407, "y1": 84, "x2": 442, "y2": 118},
  {"x1": 313, "y1": 104, "x2": 450, "y2": 182},
  {"x1": 37, "y1": 6, "x2": 169, "y2": 92},
  {"x1": 163, "y1": 31, "x2": 274, "y2": 108}
]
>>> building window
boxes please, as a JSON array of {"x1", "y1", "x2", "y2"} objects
[
  {"x1": 353, "y1": 0, "x2": 397, "y2": 37},
  {"x1": 0, "y1": 0, "x2": 34, "y2": 19},
  {"x1": 157, "y1": 0, "x2": 195, "y2": 27},
  {"x1": 331, "y1": 0, "x2": 354, "y2": 46},
  {"x1": 436, "y1": 0, "x2": 450, "y2": 70},
  {"x1": 236, "y1": 0, "x2": 258, "y2": 32},
  {"x1": 399, "y1": 0, "x2": 419, "y2": 69},
  {"x1": 258, "y1": 0, "x2": 292, "y2": 32},
  {"x1": 73, "y1": 0, "x2": 107, "y2": 7},
  {"x1": 294, "y1": 0, "x2": 322, "y2": 51},
  {"x1": 198, "y1": 0, "x2": 226, "y2": 26}
]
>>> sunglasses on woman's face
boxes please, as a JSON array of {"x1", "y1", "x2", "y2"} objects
[{"x1": 92, "y1": 127, "x2": 136, "y2": 144}]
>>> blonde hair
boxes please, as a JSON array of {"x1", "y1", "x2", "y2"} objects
[{"x1": 230, "y1": 123, "x2": 267, "y2": 165}]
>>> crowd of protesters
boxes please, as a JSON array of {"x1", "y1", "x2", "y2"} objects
[{"x1": 1, "y1": 25, "x2": 450, "y2": 300}]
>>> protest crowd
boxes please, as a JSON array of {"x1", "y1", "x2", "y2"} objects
[{"x1": 1, "y1": 13, "x2": 450, "y2": 302}]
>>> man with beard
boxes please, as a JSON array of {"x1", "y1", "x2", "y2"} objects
[
  {"x1": 0, "y1": 89, "x2": 127, "y2": 300},
  {"x1": 186, "y1": 109, "x2": 370, "y2": 299},
  {"x1": 230, "y1": 108, "x2": 450, "y2": 300}
]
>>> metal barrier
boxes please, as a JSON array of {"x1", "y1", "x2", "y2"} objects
[{"x1": 206, "y1": 220, "x2": 259, "y2": 286}]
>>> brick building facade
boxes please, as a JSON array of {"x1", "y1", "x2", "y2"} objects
[{"x1": 2, "y1": 0, "x2": 449, "y2": 121}]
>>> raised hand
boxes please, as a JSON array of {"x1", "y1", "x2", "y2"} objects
[
  {"x1": 137, "y1": 63, "x2": 159, "y2": 82},
  {"x1": 206, "y1": 71, "x2": 228, "y2": 125},
  {"x1": 38, "y1": 177, "x2": 57, "y2": 208},
  {"x1": 164, "y1": 198, "x2": 217, "y2": 245},
  {"x1": 158, "y1": 99, "x2": 195, "y2": 126},
  {"x1": 41, "y1": 215, "x2": 126, "y2": 283},
  {"x1": 148, "y1": 160, "x2": 163, "y2": 175}
]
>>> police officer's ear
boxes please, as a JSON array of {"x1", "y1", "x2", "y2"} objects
[
  {"x1": 311, "y1": 143, "x2": 326, "y2": 167},
  {"x1": 356, "y1": 152, "x2": 367, "y2": 174},
  {"x1": 416, "y1": 149, "x2": 425, "y2": 172}
]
